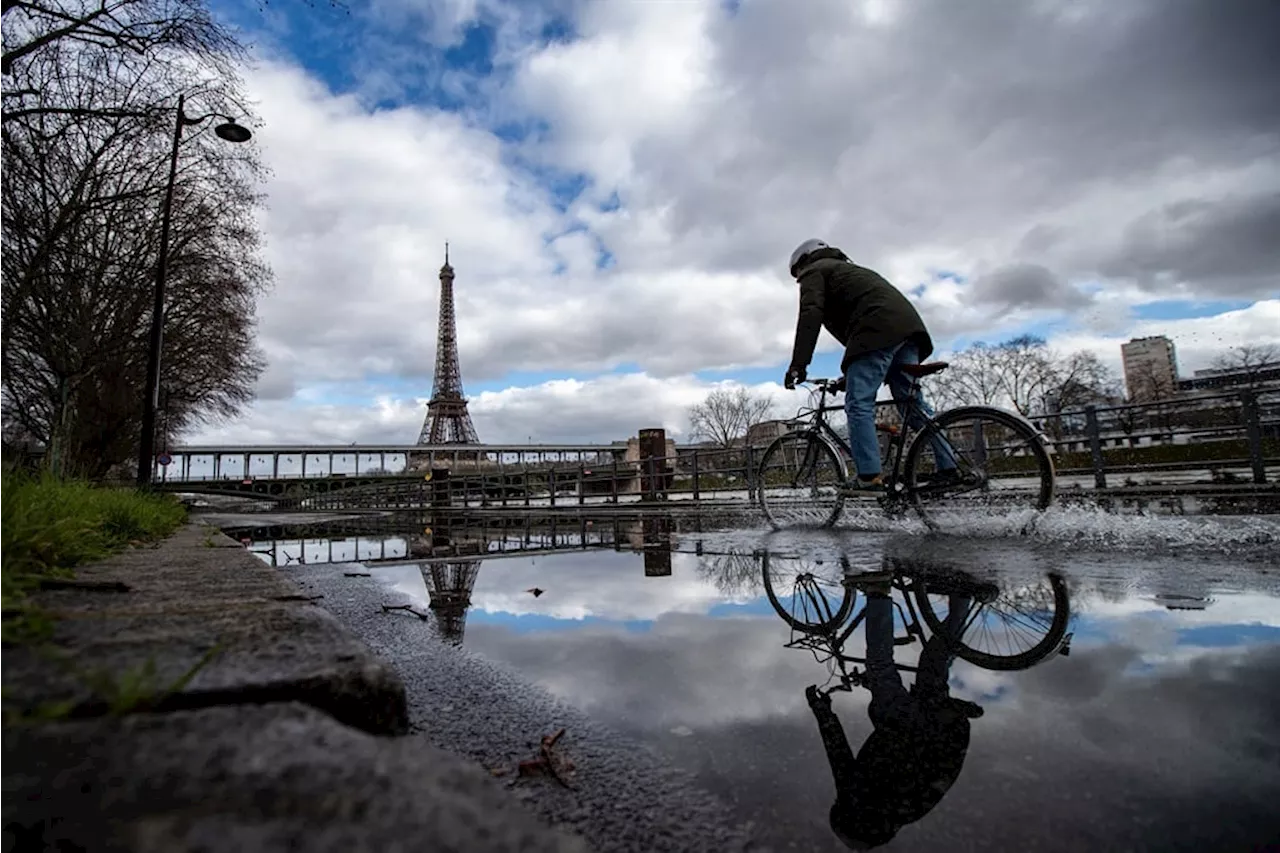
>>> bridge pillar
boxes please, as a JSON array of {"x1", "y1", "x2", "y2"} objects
[
  {"x1": 406, "y1": 450, "x2": 435, "y2": 473},
  {"x1": 637, "y1": 428, "x2": 674, "y2": 500}
]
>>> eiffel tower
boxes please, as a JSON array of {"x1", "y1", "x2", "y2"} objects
[{"x1": 418, "y1": 244, "x2": 480, "y2": 445}]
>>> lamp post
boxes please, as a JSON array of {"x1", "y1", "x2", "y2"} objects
[{"x1": 136, "y1": 94, "x2": 252, "y2": 487}]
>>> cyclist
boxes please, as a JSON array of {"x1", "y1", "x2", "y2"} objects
[{"x1": 783, "y1": 239, "x2": 961, "y2": 493}]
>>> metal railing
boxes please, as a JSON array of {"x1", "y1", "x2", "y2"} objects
[
  {"x1": 290, "y1": 443, "x2": 764, "y2": 511},
  {"x1": 1024, "y1": 388, "x2": 1277, "y2": 488}
]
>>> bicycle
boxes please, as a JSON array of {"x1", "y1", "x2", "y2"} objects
[
  {"x1": 759, "y1": 549, "x2": 1073, "y2": 676},
  {"x1": 755, "y1": 362, "x2": 1056, "y2": 531}
]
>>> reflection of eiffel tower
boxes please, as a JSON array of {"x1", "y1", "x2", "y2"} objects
[{"x1": 419, "y1": 560, "x2": 481, "y2": 644}]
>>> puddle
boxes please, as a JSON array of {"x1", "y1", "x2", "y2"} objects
[{"x1": 235, "y1": 515, "x2": 1280, "y2": 851}]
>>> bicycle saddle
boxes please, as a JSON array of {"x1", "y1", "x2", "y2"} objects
[{"x1": 899, "y1": 361, "x2": 949, "y2": 378}]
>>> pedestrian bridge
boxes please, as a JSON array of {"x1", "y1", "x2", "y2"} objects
[
  {"x1": 155, "y1": 441, "x2": 703, "y2": 507},
  {"x1": 157, "y1": 442, "x2": 642, "y2": 483}
]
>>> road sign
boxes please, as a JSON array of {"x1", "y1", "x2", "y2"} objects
[{"x1": 156, "y1": 453, "x2": 172, "y2": 466}]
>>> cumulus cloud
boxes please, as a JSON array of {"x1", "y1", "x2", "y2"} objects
[
  {"x1": 1099, "y1": 192, "x2": 1280, "y2": 298},
  {"x1": 193, "y1": 372, "x2": 815, "y2": 445},
  {"x1": 969, "y1": 263, "x2": 1093, "y2": 313},
  {"x1": 185, "y1": 0, "x2": 1278, "y2": 446}
]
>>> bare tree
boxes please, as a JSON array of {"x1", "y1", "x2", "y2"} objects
[
  {"x1": 1125, "y1": 358, "x2": 1178, "y2": 404},
  {"x1": 2, "y1": 0, "x2": 249, "y2": 133},
  {"x1": 936, "y1": 336, "x2": 1121, "y2": 422},
  {"x1": 1211, "y1": 344, "x2": 1279, "y2": 390},
  {"x1": 992, "y1": 334, "x2": 1057, "y2": 416},
  {"x1": 930, "y1": 341, "x2": 1006, "y2": 410},
  {"x1": 1119, "y1": 359, "x2": 1180, "y2": 433},
  {"x1": 1044, "y1": 349, "x2": 1119, "y2": 411},
  {"x1": 688, "y1": 387, "x2": 775, "y2": 449},
  {"x1": 1031, "y1": 350, "x2": 1118, "y2": 440},
  {"x1": 695, "y1": 552, "x2": 763, "y2": 597},
  {"x1": 1, "y1": 0, "x2": 269, "y2": 477}
]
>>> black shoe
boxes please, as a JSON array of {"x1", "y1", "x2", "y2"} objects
[
  {"x1": 922, "y1": 468, "x2": 980, "y2": 489},
  {"x1": 838, "y1": 475, "x2": 885, "y2": 497}
]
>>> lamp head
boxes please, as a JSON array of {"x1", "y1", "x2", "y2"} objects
[{"x1": 214, "y1": 120, "x2": 252, "y2": 143}]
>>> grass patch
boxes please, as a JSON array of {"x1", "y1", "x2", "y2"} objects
[{"x1": 1, "y1": 471, "x2": 186, "y2": 643}]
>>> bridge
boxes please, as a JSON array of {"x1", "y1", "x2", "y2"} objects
[
  {"x1": 155, "y1": 442, "x2": 641, "y2": 481},
  {"x1": 149, "y1": 389, "x2": 1278, "y2": 511},
  {"x1": 154, "y1": 439, "x2": 692, "y2": 507}
]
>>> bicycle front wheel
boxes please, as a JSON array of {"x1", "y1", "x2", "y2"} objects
[
  {"x1": 761, "y1": 551, "x2": 856, "y2": 634},
  {"x1": 903, "y1": 406, "x2": 1055, "y2": 533},
  {"x1": 757, "y1": 431, "x2": 847, "y2": 529}
]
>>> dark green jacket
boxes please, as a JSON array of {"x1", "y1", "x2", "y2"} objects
[{"x1": 788, "y1": 247, "x2": 933, "y2": 375}]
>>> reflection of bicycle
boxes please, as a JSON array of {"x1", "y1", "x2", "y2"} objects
[
  {"x1": 755, "y1": 367, "x2": 1056, "y2": 531},
  {"x1": 761, "y1": 551, "x2": 1072, "y2": 674}
]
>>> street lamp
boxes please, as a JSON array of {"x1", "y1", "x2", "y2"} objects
[{"x1": 136, "y1": 94, "x2": 252, "y2": 487}]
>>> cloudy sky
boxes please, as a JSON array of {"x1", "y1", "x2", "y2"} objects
[{"x1": 189, "y1": 0, "x2": 1280, "y2": 447}]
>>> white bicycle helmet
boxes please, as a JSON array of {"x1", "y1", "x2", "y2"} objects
[{"x1": 789, "y1": 238, "x2": 828, "y2": 277}]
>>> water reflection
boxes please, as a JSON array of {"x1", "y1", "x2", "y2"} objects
[
  {"x1": 809, "y1": 588, "x2": 977, "y2": 850},
  {"x1": 231, "y1": 514, "x2": 1280, "y2": 851},
  {"x1": 226, "y1": 512, "x2": 693, "y2": 569},
  {"x1": 766, "y1": 551, "x2": 1071, "y2": 849}
]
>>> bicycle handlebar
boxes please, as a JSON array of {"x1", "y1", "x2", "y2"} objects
[{"x1": 799, "y1": 378, "x2": 844, "y2": 393}]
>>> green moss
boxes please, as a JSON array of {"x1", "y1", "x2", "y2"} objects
[{"x1": 1, "y1": 471, "x2": 186, "y2": 643}]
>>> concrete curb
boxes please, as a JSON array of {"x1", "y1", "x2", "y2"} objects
[
  {"x1": 1, "y1": 522, "x2": 592, "y2": 852},
  {"x1": 2, "y1": 523, "x2": 407, "y2": 734},
  {"x1": 3, "y1": 702, "x2": 591, "y2": 853}
]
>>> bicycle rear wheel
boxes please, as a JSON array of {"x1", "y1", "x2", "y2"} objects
[
  {"x1": 902, "y1": 406, "x2": 1055, "y2": 533},
  {"x1": 915, "y1": 572, "x2": 1071, "y2": 671},
  {"x1": 757, "y1": 431, "x2": 847, "y2": 529}
]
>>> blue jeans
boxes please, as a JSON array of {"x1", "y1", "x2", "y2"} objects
[{"x1": 843, "y1": 340, "x2": 958, "y2": 478}]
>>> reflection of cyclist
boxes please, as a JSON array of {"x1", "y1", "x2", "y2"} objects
[{"x1": 806, "y1": 576, "x2": 983, "y2": 849}]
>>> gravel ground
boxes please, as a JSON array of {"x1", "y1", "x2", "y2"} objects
[{"x1": 282, "y1": 561, "x2": 766, "y2": 853}]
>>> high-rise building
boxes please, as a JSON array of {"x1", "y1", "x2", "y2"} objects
[{"x1": 1121, "y1": 335, "x2": 1179, "y2": 402}]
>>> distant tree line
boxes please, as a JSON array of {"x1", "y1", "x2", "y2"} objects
[
  {"x1": 2, "y1": 0, "x2": 271, "y2": 477},
  {"x1": 927, "y1": 334, "x2": 1120, "y2": 417},
  {"x1": 683, "y1": 339, "x2": 1275, "y2": 453}
]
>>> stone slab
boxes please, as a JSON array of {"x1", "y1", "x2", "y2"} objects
[
  {"x1": 2, "y1": 702, "x2": 591, "y2": 853},
  {"x1": 1, "y1": 524, "x2": 406, "y2": 735}
]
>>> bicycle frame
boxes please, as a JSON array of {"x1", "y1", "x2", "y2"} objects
[
  {"x1": 786, "y1": 573, "x2": 935, "y2": 694},
  {"x1": 791, "y1": 378, "x2": 946, "y2": 500}
]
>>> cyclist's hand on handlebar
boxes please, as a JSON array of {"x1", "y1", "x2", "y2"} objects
[{"x1": 784, "y1": 367, "x2": 806, "y2": 389}]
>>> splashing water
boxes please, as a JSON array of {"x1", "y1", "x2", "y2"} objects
[
  {"x1": 712, "y1": 504, "x2": 1280, "y2": 559},
  {"x1": 1010, "y1": 505, "x2": 1278, "y2": 555}
]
